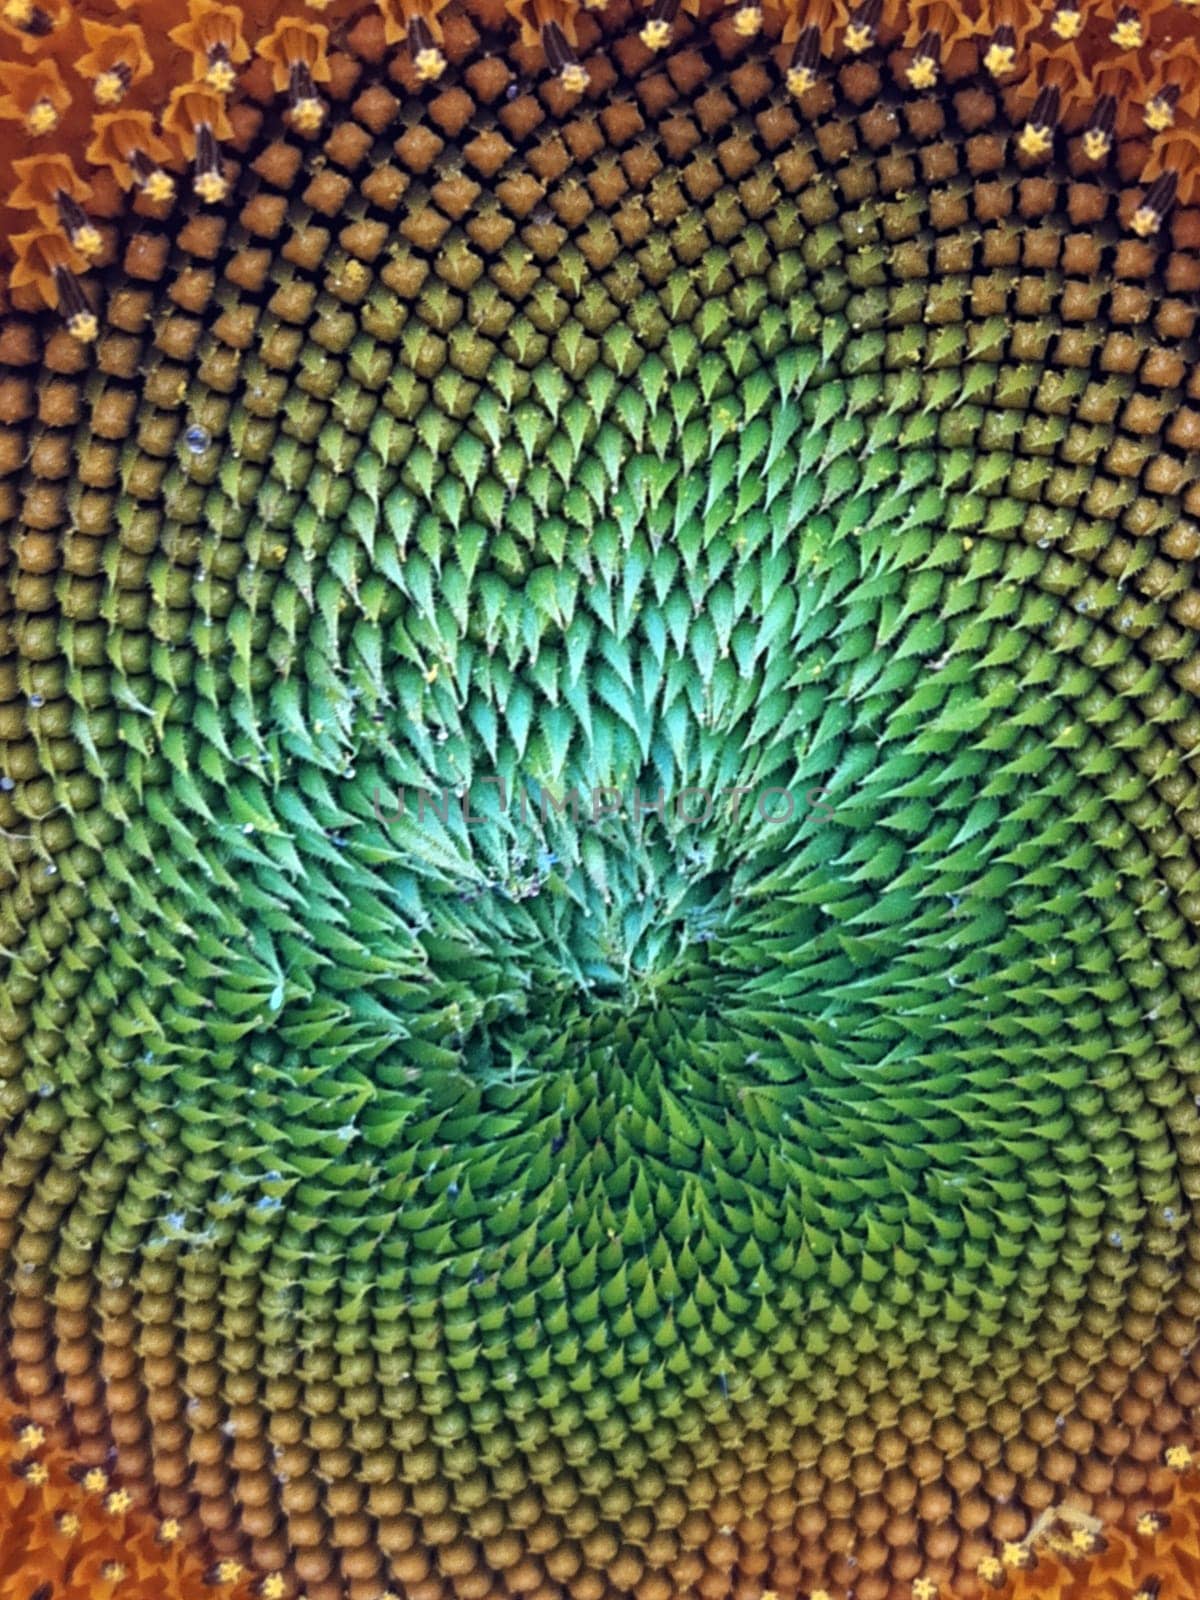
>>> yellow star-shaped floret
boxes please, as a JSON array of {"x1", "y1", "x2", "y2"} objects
[
  {"x1": 1050, "y1": 7, "x2": 1081, "y2": 38},
  {"x1": 983, "y1": 43, "x2": 1015, "y2": 76},
  {"x1": 195, "y1": 170, "x2": 229, "y2": 204},
  {"x1": 414, "y1": 46, "x2": 446, "y2": 79},
  {"x1": 27, "y1": 98, "x2": 60, "y2": 134},
  {"x1": 143, "y1": 169, "x2": 176, "y2": 203},
  {"x1": 906, "y1": 55, "x2": 938, "y2": 89}
]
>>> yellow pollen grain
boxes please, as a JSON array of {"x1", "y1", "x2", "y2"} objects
[
  {"x1": 1018, "y1": 124, "x2": 1053, "y2": 158},
  {"x1": 74, "y1": 225, "x2": 103, "y2": 258},
  {"x1": 787, "y1": 65, "x2": 816, "y2": 95},
  {"x1": 94, "y1": 69, "x2": 127, "y2": 105},
  {"x1": 143, "y1": 170, "x2": 176, "y2": 203},
  {"x1": 906, "y1": 55, "x2": 938, "y2": 88},
  {"x1": 1082, "y1": 129, "x2": 1111, "y2": 160},
  {"x1": 845, "y1": 22, "x2": 873, "y2": 51},
  {"x1": 26, "y1": 98, "x2": 59, "y2": 135},
  {"x1": 415, "y1": 46, "x2": 446, "y2": 79},
  {"x1": 290, "y1": 97, "x2": 326, "y2": 133},
  {"x1": 1050, "y1": 8, "x2": 1082, "y2": 37},
  {"x1": 733, "y1": 5, "x2": 762, "y2": 35},
  {"x1": 640, "y1": 18, "x2": 671, "y2": 49},
  {"x1": 59, "y1": 1512, "x2": 81, "y2": 1535},
  {"x1": 1111, "y1": 17, "x2": 1142, "y2": 47},
  {"x1": 1131, "y1": 203, "x2": 1162, "y2": 236},
  {"x1": 983, "y1": 43, "x2": 1015, "y2": 75},
  {"x1": 1145, "y1": 98, "x2": 1175, "y2": 131},
  {"x1": 206, "y1": 60, "x2": 237, "y2": 93},
  {"x1": 195, "y1": 170, "x2": 229, "y2": 203}
]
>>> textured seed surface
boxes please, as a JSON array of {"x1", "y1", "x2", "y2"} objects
[{"x1": 6, "y1": 7, "x2": 1200, "y2": 1600}]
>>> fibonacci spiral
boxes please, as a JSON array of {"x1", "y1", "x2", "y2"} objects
[{"x1": 6, "y1": 3, "x2": 1200, "y2": 1600}]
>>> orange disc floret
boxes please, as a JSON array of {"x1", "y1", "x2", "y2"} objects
[
  {"x1": 979, "y1": 0, "x2": 1042, "y2": 80},
  {"x1": 0, "y1": 57, "x2": 70, "y2": 136},
  {"x1": 1095, "y1": 0, "x2": 1174, "y2": 57},
  {"x1": 376, "y1": 0, "x2": 452, "y2": 79},
  {"x1": 1143, "y1": 43, "x2": 1200, "y2": 136},
  {"x1": 784, "y1": 21, "x2": 822, "y2": 93},
  {"x1": 87, "y1": 109, "x2": 177, "y2": 201},
  {"x1": 1082, "y1": 92, "x2": 1118, "y2": 161},
  {"x1": 255, "y1": 17, "x2": 330, "y2": 133},
  {"x1": 162, "y1": 83, "x2": 234, "y2": 201},
  {"x1": 9, "y1": 153, "x2": 102, "y2": 259},
  {"x1": 0, "y1": 0, "x2": 68, "y2": 53},
  {"x1": 10, "y1": 229, "x2": 96, "y2": 339},
  {"x1": 168, "y1": 1, "x2": 251, "y2": 96},
  {"x1": 638, "y1": 0, "x2": 701, "y2": 53},
  {"x1": 844, "y1": 0, "x2": 884, "y2": 56},
  {"x1": 1024, "y1": 37, "x2": 1094, "y2": 126},
  {"x1": 1142, "y1": 136, "x2": 1198, "y2": 212},
  {"x1": 776, "y1": 0, "x2": 845, "y2": 53},
  {"x1": 901, "y1": 0, "x2": 975, "y2": 51},
  {"x1": 74, "y1": 20, "x2": 154, "y2": 107},
  {"x1": 506, "y1": 0, "x2": 591, "y2": 89}
]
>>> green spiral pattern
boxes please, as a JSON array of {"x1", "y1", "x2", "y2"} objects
[{"x1": 5, "y1": 31, "x2": 1200, "y2": 1600}]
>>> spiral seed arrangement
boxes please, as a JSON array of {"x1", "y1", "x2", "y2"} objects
[{"x1": 9, "y1": 2, "x2": 1200, "y2": 1600}]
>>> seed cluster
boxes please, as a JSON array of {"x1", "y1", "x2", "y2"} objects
[
  {"x1": 6, "y1": 9, "x2": 1200, "y2": 1600},
  {"x1": 5, "y1": 0, "x2": 1200, "y2": 333}
]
